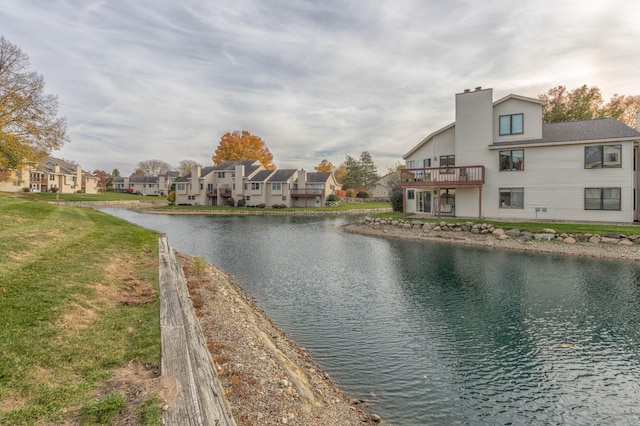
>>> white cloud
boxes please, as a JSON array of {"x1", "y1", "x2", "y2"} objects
[{"x1": 2, "y1": 0, "x2": 640, "y2": 174}]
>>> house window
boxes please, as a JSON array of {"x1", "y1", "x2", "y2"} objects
[
  {"x1": 177, "y1": 183, "x2": 185, "y2": 191},
  {"x1": 423, "y1": 158, "x2": 431, "y2": 168},
  {"x1": 499, "y1": 113, "x2": 524, "y2": 135},
  {"x1": 499, "y1": 149, "x2": 524, "y2": 171},
  {"x1": 50, "y1": 174, "x2": 55, "y2": 180},
  {"x1": 272, "y1": 182, "x2": 282, "y2": 191},
  {"x1": 585, "y1": 145, "x2": 622, "y2": 169},
  {"x1": 200, "y1": 183, "x2": 203, "y2": 190},
  {"x1": 217, "y1": 172, "x2": 225, "y2": 178},
  {"x1": 251, "y1": 182, "x2": 260, "y2": 190},
  {"x1": 406, "y1": 160, "x2": 415, "y2": 169},
  {"x1": 282, "y1": 196, "x2": 287, "y2": 201},
  {"x1": 440, "y1": 155, "x2": 455, "y2": 167},
  {"x1": 243, "y1": 195, "x2": 251, "y2": 201},
  {"x1": 407, "y1": 190, "x2": 415, "y2": 200},
  {"x1": 499, "y1": 187, "x2": 524, "y2": 208},
  {"x1": 585, "y1": 188, "x2": 621, "y2": 210}
]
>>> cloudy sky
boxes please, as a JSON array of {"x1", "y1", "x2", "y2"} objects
[{"x1": 2, "y1": 1, "x2": 639, "y2": 175}]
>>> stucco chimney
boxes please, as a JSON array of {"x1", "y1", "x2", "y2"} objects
[
  {"x1": 194, "y1": 165, "x2": 201, "y2": 178},
  {"x1": 298, "y1": 170, "x2": 307, "y2": 188}
]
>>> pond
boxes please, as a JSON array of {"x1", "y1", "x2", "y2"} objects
[{"x1": 104, "y1": 209, "x2": 640, "y2": 425}]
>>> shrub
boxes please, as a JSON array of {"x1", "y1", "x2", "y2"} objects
[
  {"x1": 258, "y1": 203, "x2": 266, "y2": 208},
  {"x1": 356, "y1": 190, "x2": 371, "y2": 198},
  {"x1": 226, "y1": 197, "x2": 235, "y2": 206},
  {"x1": 237, "y1": 198, "x2": 246, "y2": 207},
  {"x1": 390, "y1": 191, "x2": 403, "y2": 212},
  {"x1": 50, "y1": 187, "x2": 59, "y2": 193},
  {"x1": 126, "y1": 187, "x2": 134, "y2": 194},
  {"x1": 22, "y1": 187, "x2": 30, "y2": 192},
  {"x1": 327, "y1": 193, "x2": 340, "y2": 202},
  {"x1": 167, "y1": 190, "x2": 175, "y2": 204},
  {"x1": 345, "y1": 189, "x2": 356, "y2": 198},
  {"x1": 335, "y1": 189, "x2": 346, "y2": 198},
  {"x1": 272, "y1": 204, "x2": 279, "y2": 208}
]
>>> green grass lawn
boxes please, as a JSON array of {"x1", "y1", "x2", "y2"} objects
[
  {"x1": 0, "y1": 195, "x2": 162, "y2": 424},
  {"x1": 8, "y1": 191, "x2": 162, "y2": 202}
]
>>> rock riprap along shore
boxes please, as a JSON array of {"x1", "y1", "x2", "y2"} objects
[{"x1": 344, "y1": 217, "x2": 640, "y2": 261}]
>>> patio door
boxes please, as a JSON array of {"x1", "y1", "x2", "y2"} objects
[{"x1": 417, "y1": 191, "x2": 431, "y2": 213}]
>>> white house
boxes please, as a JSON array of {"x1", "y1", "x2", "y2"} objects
[{"x1": 401, "y1": 87, "x2": 640, "y2": 223}]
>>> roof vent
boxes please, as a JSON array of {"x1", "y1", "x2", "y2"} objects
[
  {"x1": 475, "y1": 86, "x2": 482, "y2": 91},
  {"x1": 463, "y1": 88, "x2": 471, "y2": 93}
]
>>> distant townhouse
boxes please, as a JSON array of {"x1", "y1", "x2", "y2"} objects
[
  {"x1": 113, "y1": 171, "x2": 178, "y2": 196},
  {"x1": 0, "y1": 157, "x2": 98, "y2": 194},
  {"x1": 401, "y1": 87, "x2": 640, "y2": 222},
  {"x1": 173, "y1": 160, "x2": 341, "y2": 207}
]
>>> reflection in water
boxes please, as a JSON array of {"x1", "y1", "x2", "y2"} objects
[{"x1": 103, "y1": 209, "x2": 640, "y2": 425}]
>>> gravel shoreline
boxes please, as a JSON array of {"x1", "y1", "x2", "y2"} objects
[
  {"x1": 177, "y1": 253, "x2": 382, "y2": 426},
  {"x1": 343, "y1": 219, "x2": 640, "y2": 261}
]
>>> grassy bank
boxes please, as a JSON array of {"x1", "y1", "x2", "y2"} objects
[
  {"x1": 0, "y1": 195, "x2": 162, "y2": 424},
  {"x1": 10, "y1": 191, "x2": 160, "y2": 202},
  {"x1": 372, "y1": 212, "x2": 640, "y2": 236}
]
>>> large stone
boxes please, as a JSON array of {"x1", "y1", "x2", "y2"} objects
[
  {"x1": 618, "y1": 239, "x2": 633, "y2": 246},
  {"x1": 563, "y1": 237, "x2": 576, "y2": 244},
  {"x1": 542, "y1": 228, "x2": 556, "y2": 234},
  {"x1": 498, "y1": 234, "x2": 509, "y2": 240},
  {"x1": 603, "y1": 232, "x2": 622, "y2": 239},
  {"x1": 601, "y1": 236, "x2": 620, "y2": 244},
  {"x1": 520, "y1": 231, "x2": 534, "y2": 241},
  {"x1": 492, "y1": 228, "x2": 505, "y2": 236},
  {"x1": 589, "y1": 236, "x2": 601, "y2": 244},
  {"x1": 505, "y1": 229, "x2": 521, "y2": 237},
  {"x1": 534, "y1": 233, "x2": 555, "y2": 241}
]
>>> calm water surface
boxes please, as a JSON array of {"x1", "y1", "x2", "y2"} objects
[{"x1": 104, "y1": 209, "x2": 640, "y2": 425}]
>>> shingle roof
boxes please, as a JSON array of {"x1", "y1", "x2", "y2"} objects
[
  {"x1": 249, "y1": 170, "x2": 275, "y2": 182},
  {"x1": 212, "y1": 160, "x2": 260, "y2": 171},
  {"x1": 268, "y1": 169, "x2": 297, "y2": 182},
  {"x1": 307, "y1": 172, "x2": 332, "y2": 183},
  {"x1": 491, "y1": 118, "x2": 640, "y2": 147}
]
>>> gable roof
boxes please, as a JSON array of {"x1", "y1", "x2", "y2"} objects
[
  {"x1": 307, "y1": 172, "x2": 333, "y2": 183},
  {"x1": 403, "y1": 122, "x2": 455, "y2": 159},
  {"x1": 493, "y1": 93, "x2": 546, "y2": 107},
  {"x1": 249, "y1": 170, "x2": 275, "y2": 182},
  {"x1": 268, "y1": 169, "x2": 297, "y2": 182},
  {"x1": 212, "y1": 160, "x2": 261, "y2": 171},
  {"x1": 39, "y1": 157, "x2": 78, "y2": 174},
  {"x1": 491, "y1": 118, "x2": 640, "y2": 147}
]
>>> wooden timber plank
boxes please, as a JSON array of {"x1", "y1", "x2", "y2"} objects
[{"x1": 159, "y1": 236, "x2": 236, "y2": 426}]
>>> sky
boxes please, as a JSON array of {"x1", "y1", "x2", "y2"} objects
[{"x1": 2, "y1": 0, "x2": 640, "y2": 176}]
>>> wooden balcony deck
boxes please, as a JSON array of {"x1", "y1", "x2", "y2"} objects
[
  {"x1": 207, "y1": 189, "x2": 232, "y2": 198},
  {"x1": 290, "y1": 189, "x2": 324, "y2": 198},
  {"x1": 401, "y1": 166, "x2": 485, "y2": 188}
]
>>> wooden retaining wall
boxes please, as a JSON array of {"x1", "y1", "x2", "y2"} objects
[{"x1": 159, "y1": 236, "x2": 236, "y2": 425}]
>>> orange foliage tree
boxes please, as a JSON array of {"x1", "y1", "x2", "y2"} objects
[
  {"x1": 314, "y1": 159, "x2": 335, "y2": 172},
  {"x1": 212, "y1": 130, "x2": 275, "y2": 169}
]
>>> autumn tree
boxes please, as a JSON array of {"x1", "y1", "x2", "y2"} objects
[
  {"x1": 135, "y1": 159, "x2": 171, "y2": 176},
  {"x1": 314, "y1": 159, "x2": 335, "y2": 172},
  {"x1": 340, "y1": 152, "x2": 379, "y2": 190},
  {"x1": 0, "y1": 36, "x2": 67, "y2": 174},
  {"x1": 112, "y1": 168, "x2": 121, "y2": 178},
  {"x1": 212, "y1": 130, "x2": 275, "y2": 170},
  {"x1": 178, "y1": 159, "x2": 201, "y2": 176},
  {"x1": 92, "y1": 169, "x2": 112, "y2": 190},
  {"x1": 540, "y1": 85, "x2": 640, "y2": 127}
]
